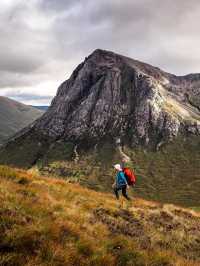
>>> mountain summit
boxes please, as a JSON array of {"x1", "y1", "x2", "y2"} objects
[
  {"x1": 0, "y1": 49, "x2": 199, "y2": 206},
  {"x1": 1, "y1": 48, "x2": 200, "y2": 158},
  {"x1": 2, "y1": 49, "x2": 200, "y2": 149},
  {"x1": 33, "y1": 49, "x2": 200, "y2": 147}
]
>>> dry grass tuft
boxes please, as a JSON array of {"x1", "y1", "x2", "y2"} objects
[{"x1": 0, "y1": 165, "x2": 200, "y2": 265}]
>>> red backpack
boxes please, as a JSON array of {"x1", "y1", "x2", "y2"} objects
[{"x1": 123, "y1": 167, "x2": 136, "y2": 186}]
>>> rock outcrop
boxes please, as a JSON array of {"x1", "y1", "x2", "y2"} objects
[
  {"x1": 2, "y1": 49, "x2": 200, "y2": 150},
  {"x1": 32, "y1": 49, "x2": 200, "y2": 148}
]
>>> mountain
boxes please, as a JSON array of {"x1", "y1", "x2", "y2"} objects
[
  {"x1": 0, "y1": 49, "x2": 199, "y2": 207},
  {"x1": 34, "y1": 49, "x2": 199, "y2": 145},
  {"x1": 32, "y1": 105, "x2": 49, "y2": 111},
  {"x1": 0, "y1": 96, "x2": 44, "y2": 145},
  {"x1": 3, "y1": 49, "x2": 200, "y2": 146},
  {"x1": 0, "y1": 165, "x2": 200, "y2": 266}
]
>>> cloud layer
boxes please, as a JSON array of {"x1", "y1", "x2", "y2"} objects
[{"x1": 0, "y1": 0, "x2": 200, "y2": 105}]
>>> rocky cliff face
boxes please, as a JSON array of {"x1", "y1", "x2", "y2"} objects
[
  {"x1": 31, "y1": 49, "x2": 200, "y2": 148},
  {"x1": 0, "y1": 49, "x2": 199, "y2": 205}
]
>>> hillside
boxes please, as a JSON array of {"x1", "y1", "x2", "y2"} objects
[
  {"x1": 0, "y1": 49, "x2": 199, "y2": 208},
  {"x1": 32, "y1": 106, "x2": 49, "y2": 111},
  {"x1": 38, "y1": 135, "x2": 200, "y2": 208},
  {"x1": 0, "y1": 97, "x2": 44, "y2": 145},
  {"x1": 0, "y1": 165, "x2": 200, "y2": 266}
]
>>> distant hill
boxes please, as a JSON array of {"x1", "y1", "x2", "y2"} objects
[
  {"x1": 0, "y1": 96, "x2": 44, "y2": 145},
  {"x1": 32, "y1": 105, "x2": 49, "y2": 111}
]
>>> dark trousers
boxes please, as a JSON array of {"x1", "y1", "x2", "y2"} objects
[{"x1": 114, "y1": 185, "x2": 130, "y2": 200}]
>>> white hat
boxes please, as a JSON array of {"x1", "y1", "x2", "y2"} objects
[{"x1": 114, "y1": 164, "x2": 122, "y2": 171}]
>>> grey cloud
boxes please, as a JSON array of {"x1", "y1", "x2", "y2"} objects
[
  {"x1": 47, "y1": 0, "x2": 200, "y2": 73},
  {"x1": 0, "y1": 70, "x2": 46, "y2": 88},
  {"x1": 0, "y1": 0, "x2": 200, "y2": 104},
  {"x1": 40, "y1": 0, "x2": 81, "y2": 13},
  {"x1": 3, "y1": 90, "x2": 53, "y2": 105}
]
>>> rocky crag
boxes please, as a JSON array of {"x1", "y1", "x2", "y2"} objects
[
  {"x1": 33, "y1": 49, "x2": 200, "y2": 147},
  {"x1": 0, "y1": 50, "x2": 199, "y2": 207},
  {"x1": 2, "y1": 49, "x2": 200, "y2": 150}
]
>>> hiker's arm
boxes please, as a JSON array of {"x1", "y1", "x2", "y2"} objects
[
  {"x1": 112, "y1": 181, "x2": 116, "y2": 188},
  {"x1": 112, "y1": 174, "x2": 118, "y2": 188}
]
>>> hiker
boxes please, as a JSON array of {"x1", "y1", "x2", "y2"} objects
[{"x1": 113, "y1": 164, "x2": 130, "y2": 200}]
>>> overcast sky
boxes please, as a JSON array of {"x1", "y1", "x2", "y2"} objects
[{"x1": 0, "y1": 0, "x2": 200, "y2": 105}]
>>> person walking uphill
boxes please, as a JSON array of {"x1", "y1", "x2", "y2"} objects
[{"x1": 113, "y1": 164, "x2": 130, "y2": 200}]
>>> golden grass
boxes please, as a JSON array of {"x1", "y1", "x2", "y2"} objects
[{"x1": 0, "y1": 165, "x2": 200, "y2": 266}]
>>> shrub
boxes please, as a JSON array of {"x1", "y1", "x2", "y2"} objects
[
  {"x1": 116, "y1": 250, "x2": 145, "y2": 266},
  {"x1": 1, "y1": 227, "x2": 42, "y2": 255},
  {"x1": 0, "y1": 165, "x2": 17, "y2": 180},
  {"x1": 149, "y1": 252, "x2": 173, "y2": 266},
  {"x1": 17, "y1": 177, "x2": 30, "y2": 185},
  {"x1": 76, "y1": 239, "x2": 94, "y2": 257},
  {"x1": 0, "y1": 253, "x2": 25, "y2": 266}
]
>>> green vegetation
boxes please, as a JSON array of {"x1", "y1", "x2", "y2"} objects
[
  {"x1": 42, "y1": 141, "x2": 74, "y2": 165},
  {"x1": 0, "y1": 131, "x2": 51, "y2": 168},
  {"x1": 128, "y1": 135, "x2": 200, "y2": 207},
  {"x1": 0, "y1": 134, "x2": 199, "y2": 207},
  {"x1": 0, "y1": 166, "x2": 200, "y2": 266},
  {"x1": 39, "y1": 136, "x2": 200, "y2": 207}
]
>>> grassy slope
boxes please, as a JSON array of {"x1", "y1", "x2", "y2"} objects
[
  {"x1": 127, "y1": 135, "x2": 200, "y2": 207},
  {"x1": 0, "y1": 166, "x2": 200, "y2": 266},
  {"x1": 0, "y1": 97, "x2": 43, "y2": 144},
  {"x1": 35, "y1": 136, "x2": 200, "y2": 208},
  {"x1": 0, "y1": 134, "x2": 199, "y2": 208}
]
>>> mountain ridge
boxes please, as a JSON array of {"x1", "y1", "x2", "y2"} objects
[
  {"x1": 0, "y1": 50, "x2": 199, "y2": 207},
  {"x1": 33, "y1": 48, "x2": 200, "y2": 146},
  {"x1": 0, "y1": 96, "x2": 44, "y2": 145},
  {"x1": 2, "y1": 49, "x2": 200, "y2": 148}
]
